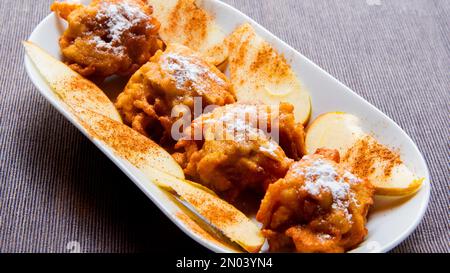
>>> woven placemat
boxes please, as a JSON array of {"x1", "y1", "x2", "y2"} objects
[{"x1": 0, "y1": 0, "x2": 448, "y2": 252}]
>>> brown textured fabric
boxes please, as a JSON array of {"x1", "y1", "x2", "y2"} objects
[{"x1": 0, "y1": 0, "x2": 448, "y2": 253}]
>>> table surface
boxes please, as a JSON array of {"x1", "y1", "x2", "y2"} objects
[{"x1": 1, "y1": 0, "x2": 448, "y2": 253}]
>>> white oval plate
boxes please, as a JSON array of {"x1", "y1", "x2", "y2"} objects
[{"x1": 24, "y1": 0, "x2": 430, "y2": 253}]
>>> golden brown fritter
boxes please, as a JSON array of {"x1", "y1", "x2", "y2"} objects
[
  {"x1": 51, "y1": 0, "x2": 161, "y2": 78},
  {"x1": 274, "y1": 103, "x2": 306, "y2": 160},
  {"x1": 174, "y1": 103, "x2": 305, "y2": 201},
  {"x1": 256, "y1": 148, "x2": 374, "y2": 253},
  {"x1": 115, "y1": 43, "x2": 235, "y2": 147}
]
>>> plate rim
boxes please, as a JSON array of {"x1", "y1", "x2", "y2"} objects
[{"x1": 23, "y1": 0, "x2": 431, "y2": 253}]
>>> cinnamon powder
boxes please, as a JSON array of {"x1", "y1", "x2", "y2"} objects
[{"x1": 343, "y1": 136, "x2": 402, "y2": 179}]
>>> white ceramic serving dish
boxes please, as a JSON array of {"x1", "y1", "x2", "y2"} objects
[{"x1": 24, "y1": 0, "x2": 430, "y2": 253}]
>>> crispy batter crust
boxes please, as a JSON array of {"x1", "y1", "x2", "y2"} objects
[
  {"x1": 51, "y1": 0, "x2": 161, "y2": 78},
  {"x1": 174, "y1": 103, "x2": 305, "y2": 201},
  {"x1": 115, "y1": 43, "x2": 235, "y2": 147},
  {"x1": 257, "y1": 148, "x2": 374, "y2": 253}
]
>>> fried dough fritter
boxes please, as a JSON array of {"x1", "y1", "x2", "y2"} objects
[
  {"x1": 256, "y1": 148, "x2": 374, "y2": 253},
  {"x1": 51, "y1": 0, "x2": 161, "y2": 78},
  {"x1": 174, "y1": 103, "x2": 306, "y2": 201},
  {"x1": 115, "y1": 43, "x2": 235, "y2": 147}
]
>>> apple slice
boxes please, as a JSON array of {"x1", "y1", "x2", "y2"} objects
[
  {"x1": 73, "y1": 108, "x2": 263, "y2": 252},
  {"x1": 23, "y1": 41, "x2": 121, "y2": 123},
  {"x1": 73, "y1": 108, "x2": 184, "y2": 178},
  {"x1": 147, "y1": 166, "x2": 265, "y2": 253},
  {"x1": 305, "y1": 112, "x2": 423, "y2": 196},
  {"x1": 227, "y1": 23, "x2": 311, "y2": 124},
  {"x1": 148, "y1": 0, "x2": 228, "y2": 66},
  {"x1": 305, "y1": 112, "x2": 365, "y2": 155},
  {"x1": 174, "y1": 210, "x2": 241, "y2": 252}
]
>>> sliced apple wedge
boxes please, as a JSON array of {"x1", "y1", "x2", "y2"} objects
[
  {"x1": 305, "y1": 112, "x2": 423, "y2": 196},
  {"x1": 227, "y1": 23, "x2": 311, "y2": 124},
  {"x1": 147, "y1": 166, "x2": 265, "y2": 253},
  {"x1": 305, "y1": 112, "x2": 365, "y2": 155},
  {"x1": 148, "y1": 0, "x2": 228, "y2": 66},
  {"x1": 23, "y1": 41, "x2": 121, "y2": 123},
  {"x1": 174, "y1": 210, "x2": 241, "y2": 252},
  {"x1": 73, "y1": 108, "x2": 263, "y2": 252},
  {"x1": 342, "y1": 135, "x2": 424, "y2": 196},
  {"x1": 73, "y1": 108, "x2": 184, "y2": 178}
]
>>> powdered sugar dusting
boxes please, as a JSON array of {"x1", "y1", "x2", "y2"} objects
[
  {"x1": 161, "y1": 53, "x2": 226, "y2": 92},
  {"x1": 89, "y1": 1, "x2": 152, "y2": 54},
  {"x1": 259, "y1": 140, "x2": 280, "y2": 158},
  {"x1": 202, "y1": 105, "x2": 266, "y2": 141},
  {"x1": 300, "y1": 159, "x2": 358, "y2": 221},
  {"x1": 318, "y1": 233, "x2": 332, "y2": 241},
  {"x1": 343, "y1": 170, "x2": 361, "y2": 184},
  {"x1": 200, "y1": 105, "x2": 282, "y2": 159}
]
